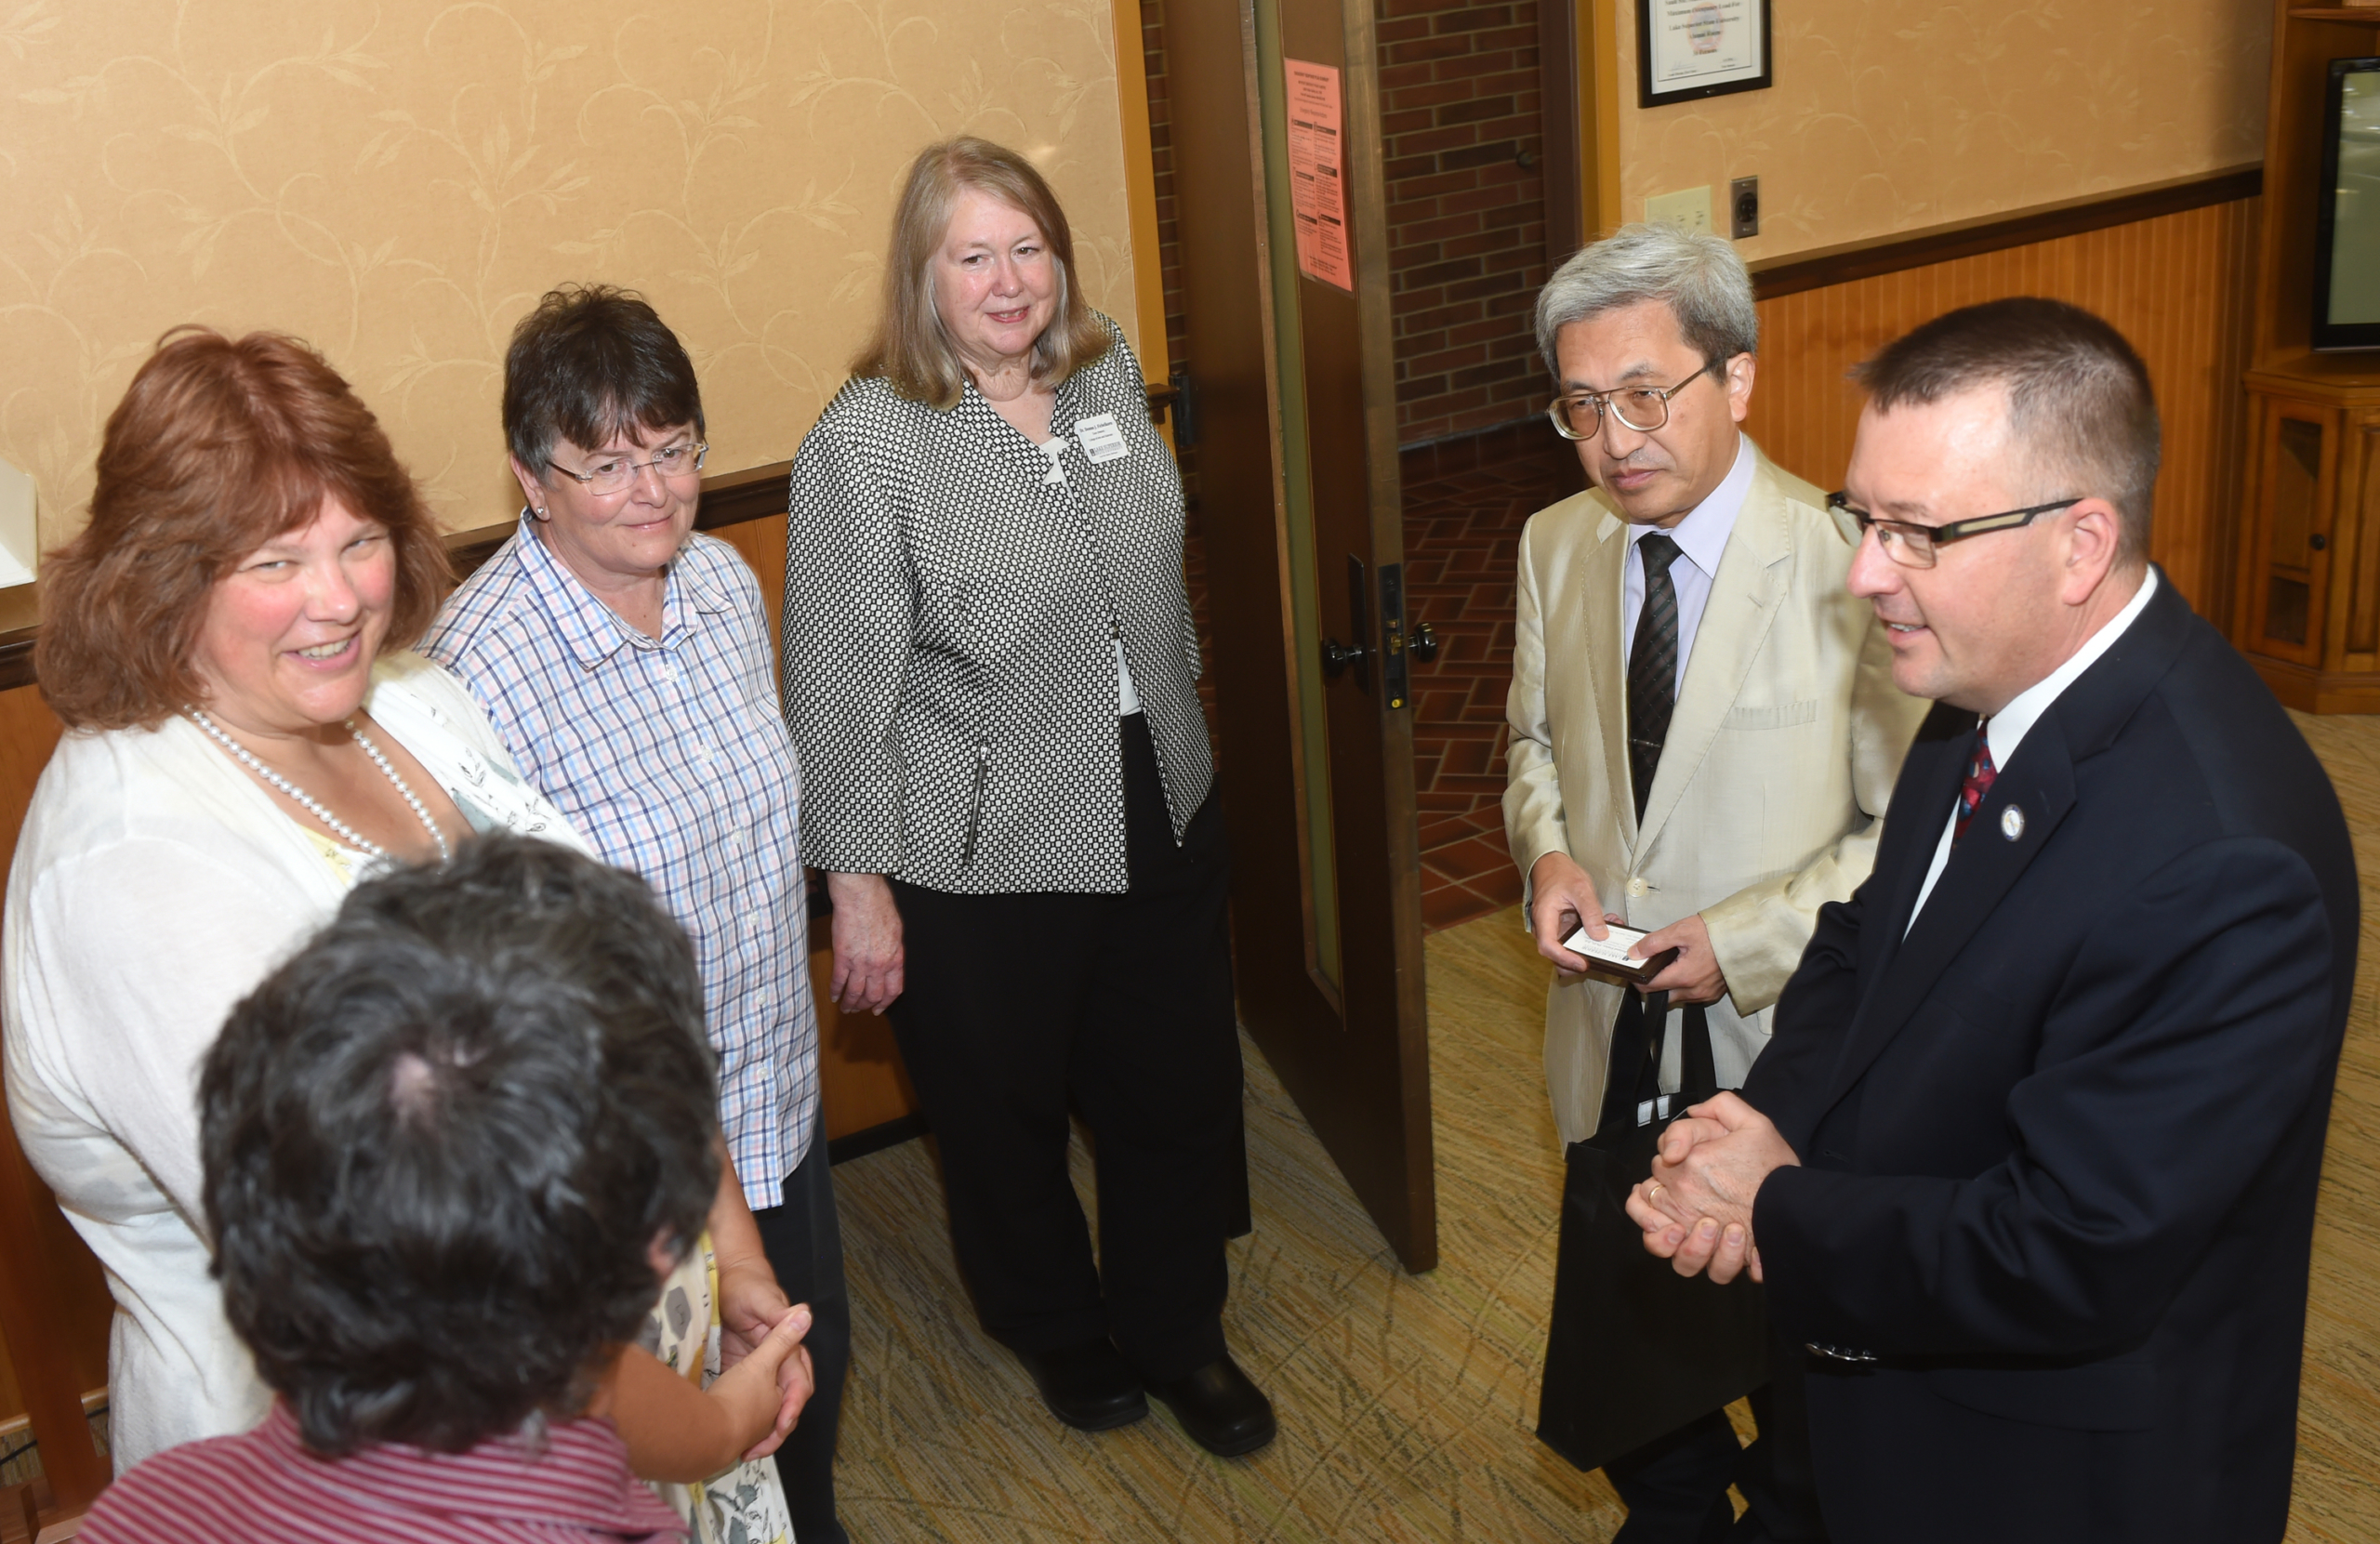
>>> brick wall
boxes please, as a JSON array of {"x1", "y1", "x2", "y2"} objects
[
  {"x1": 1131, "y1": 0, "x2": 1549, "y2": 455},
  {"x1": 1378, "y1": 0, "x2": 1551, "y2": 446},
  {"x1": 1135, "y1": 1, "x2": 1200, "y2": 508},
  {"x1": 1139, "y1": 0, "x2": 1189, "y2": 389}
]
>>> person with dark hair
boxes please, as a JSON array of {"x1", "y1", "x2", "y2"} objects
[
  {"x1": 422, "y1": 284, "x2": 848, "y2": 1538},
  {"x1": 79, "y1": 835, "x2": 814, "y2": 1544},
  {"x1": 3, "y1": 327, "x2": 582, "y2": 1470},
  {"x1": 1632, "y1": 297, "x2": 2358, "y2": 1543},
  {"x1": 780, "y1": 136, "x2": 1268, "y2": 1456},
  {"x1": 1510, "y1": 223, "x2": 1923, "y2": 1542}
]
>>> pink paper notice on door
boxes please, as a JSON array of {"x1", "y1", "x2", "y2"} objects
[{"x1": 1284, "y1": 59, "x2": 1354, "y2": 292}]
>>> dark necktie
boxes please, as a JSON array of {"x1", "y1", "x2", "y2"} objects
[
  {"x1": 1954, "y1": 723, "x2": 1997, "y2": 843},
  {"x1": 1626, "y1": 533, "x2": 1685, "y2": 822}
]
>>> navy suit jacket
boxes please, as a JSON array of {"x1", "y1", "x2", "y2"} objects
[{"x1": 1745, "y1": 574, "x2": 2357, "y2": 1544}]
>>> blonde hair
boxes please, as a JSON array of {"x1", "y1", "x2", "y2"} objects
[{"x1": 853, "y1": 137, "x2": 1112, "y2": 408}]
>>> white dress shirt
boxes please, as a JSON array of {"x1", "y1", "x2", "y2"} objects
[
  {"x1": 1621, "y1": 434, "x2": 1754, "y2": 694},
  {"x1": 2, "y1": 656, "x2": 585, "y2": 1472},
  {"x1": 1043, "y1": 431, "x2": 1143, "y2": 715},
  {"x1": 1908, "y1": 567, "x2": 2160, "y2": 929}
]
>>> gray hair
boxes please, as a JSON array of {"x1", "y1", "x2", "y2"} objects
[{"x1": 1534, "y1": 222, "x2": 1759, "y2": 377}]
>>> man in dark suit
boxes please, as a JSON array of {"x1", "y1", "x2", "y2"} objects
[{"x1": 1625, "y1": 297, "x2": 2358, "y2": 1544}]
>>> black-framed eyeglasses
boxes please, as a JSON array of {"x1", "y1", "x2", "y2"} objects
[
  {"x1": 549, "y1": 441, "x2": 708, "y2": 495},
  {"x1": 1546, "y1": 358, "x2": 1721, "y2": 440},
  {"x1": 1827, "y1": 491, "x2": 2083, "y2": 570}
]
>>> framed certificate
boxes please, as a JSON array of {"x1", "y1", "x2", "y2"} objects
[{"x1": 1637, "y1": 0, "x2": 1772, "y2": 109}]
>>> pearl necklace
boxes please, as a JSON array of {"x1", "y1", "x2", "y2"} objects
[{"x1": 189, "y1": 708, "x2": 451, "y2": 864}]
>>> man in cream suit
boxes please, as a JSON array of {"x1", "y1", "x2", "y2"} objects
[{"x1": 1504, "y1": 223, "x2": 1924, "y2": 1541}]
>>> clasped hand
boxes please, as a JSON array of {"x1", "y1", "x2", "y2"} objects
[
  {"x1": 718, "y1": 1258, "x2": 816, "y2": 1460},
  {"x1": 1620, "y1": 1091, "x2": 1800, "y2": 1286}
]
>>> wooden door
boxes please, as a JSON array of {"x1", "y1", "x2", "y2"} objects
[
  {"x1": 2240, "y1": 395, "x2": 2338, "y2": 666},
  {"x1": 1168, "y1": 0, "x2": 1436, "y2": 1271}
]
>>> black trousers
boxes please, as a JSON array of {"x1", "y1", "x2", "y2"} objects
[
  {"x1": 1606, "y1": 1327, "x2": 1829, "y2": 1543},
  {"x1": 752, "y1": 1112, "x2": 850, "y2": 1544},
  {"x1": 887, "y1": 712, "x2": 1243, "y2": 1382}
]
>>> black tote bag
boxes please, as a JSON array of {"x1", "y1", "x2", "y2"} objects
[{"x1": 1535, "y1": 989, "x2": 1771, "y2": 1473}]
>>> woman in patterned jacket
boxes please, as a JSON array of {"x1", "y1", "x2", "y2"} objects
[{"x1": 783, "y1": 136, "x2": 1274, "y2": 1457}]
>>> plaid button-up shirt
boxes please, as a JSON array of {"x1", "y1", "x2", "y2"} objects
[{"x1": 424, "y1": 519, "x2": 818, "y2": 1207}]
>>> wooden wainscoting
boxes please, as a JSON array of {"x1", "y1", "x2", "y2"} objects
[
  {"x1": 1744, "y1": 195, "x2": 2264, "y2": 627},
  {"x1": 703, "y1": 509, "x2": 921, "y2": 1149},
  {"x1": 0, "y1": 681, "x2": 112, "y2": 1468}
]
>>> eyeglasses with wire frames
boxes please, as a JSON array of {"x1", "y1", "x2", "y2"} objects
[
  {"x1": 1826, "y1": 490, "x2": 2083, "y2": 569},
  {"x1": 1545, "y1": 358, "x2": 1722, "y2": 440},
  {"x1": 548, "y1": 441, "x2": 708, "y2": 496}
]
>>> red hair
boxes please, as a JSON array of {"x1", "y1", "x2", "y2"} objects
[{"x1": 36, "y1": 328, "x2": 450, "y2": 731}]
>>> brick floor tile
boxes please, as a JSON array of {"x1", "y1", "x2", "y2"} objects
[
  {"x1": 1468, "y1": 862, "x2": 1525, "y2": 907},
  {"x1": 1423, "y1": 833, "x2": 1514, "y2": 884},
  {"x1": 1435, "y1": 738, "x2": 1495, "y2": 780},
  {"x1": 1422, "y1": 880, "x2": 1500, "y2": 932},
  {"x1": 1418, "y1": 812, "x2": 1482, "y2": 848}
]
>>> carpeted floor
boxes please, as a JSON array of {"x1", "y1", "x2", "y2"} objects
[
  {"x1": 828, "y1": 909, "x2": 1629, "y2": 1543},
  {"x1": 827, "y1": 711, "x2": 2380, "y2": 1543}
]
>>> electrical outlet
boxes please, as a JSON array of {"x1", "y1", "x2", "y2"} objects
[
  {"x1": 1730, "y1": 177, "x2": 1760, "y2": 239},
  {"x1": 1645, "y1": 186, "x2": 1713, "y2": 236}
]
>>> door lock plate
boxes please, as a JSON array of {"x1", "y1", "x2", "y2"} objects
[{"x1": 1379, "y1": 561, "x2": 1410, "y2": 709}]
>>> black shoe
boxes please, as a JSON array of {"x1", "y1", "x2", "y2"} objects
[
  {"x1": 1014, "y1": 1338, "x2": 1148, "y2": 1432},
  {"x1": 1146, "y1": 1355, "x2": 1276, "y2": 1457}
]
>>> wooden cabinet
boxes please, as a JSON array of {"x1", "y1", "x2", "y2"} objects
[
  {"x1": 2231, "y1": 2, "x2": 2380, "y2": 711},
  {"x1": 2237, "y1": 371, "x2": 2380, "y2": 708}
]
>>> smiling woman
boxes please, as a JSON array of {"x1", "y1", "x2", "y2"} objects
[
  {"x1": 781, "y1": 137, "x2": 1272, "y2": 1462},
  {"x1": 421, "y1": 284, "x2": 844, "y2": 1544},
  {"x1": 4, "y1": 327, "x2": 588, "y2": 1474}
]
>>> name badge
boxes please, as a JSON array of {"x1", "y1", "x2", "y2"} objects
[{"x1": 1072, "y1": 412, "x2": 1130, "y2": 464}]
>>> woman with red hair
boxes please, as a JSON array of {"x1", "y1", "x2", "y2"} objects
[{"x1": 1, "y1": 327, "x2": 581, "y2": 1469}]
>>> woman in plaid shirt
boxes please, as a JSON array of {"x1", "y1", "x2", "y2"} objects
[{"x1": 423, "y1": 287, "x2": 848, "y2": 1542}]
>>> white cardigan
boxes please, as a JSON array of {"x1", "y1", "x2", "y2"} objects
[{"x1": 1, "y1": 653, "x2": 587, "y2": 1471}]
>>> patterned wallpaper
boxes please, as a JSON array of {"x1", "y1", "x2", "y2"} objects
[
  {"x1": 0, "y1": 0, "x2": 1140, "y2": 547},
  {"x1": 1614, "y1": 0, "x2": 2271, "y2": 262}
]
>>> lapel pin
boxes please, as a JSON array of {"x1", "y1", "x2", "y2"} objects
[{"x1": 2000, "y1": 804, "x2": 2026, "y2": 841}]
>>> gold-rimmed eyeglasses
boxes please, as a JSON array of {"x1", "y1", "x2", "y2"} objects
[
  {"x1": 1826, "y1": 490, "x2": 2082, "y2": 569},
  {"x1": 1545, "y1": 359, "x2": 1720, "y2": 440},
  {"x1": 549, "y1": 442, "x2": 708, "y2": 495}
]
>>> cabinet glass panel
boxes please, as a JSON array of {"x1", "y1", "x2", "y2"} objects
[{"x1": 2265, "y1": 418, "x2": 2323, "y2": 648}]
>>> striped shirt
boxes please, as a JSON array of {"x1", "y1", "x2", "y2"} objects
[
  {"x1": 81, "y1": 1400, "x2": 685, "y2": 1543},
  {"x1": 425, "y1": 520, "x2": 819, "y2": 1206}
]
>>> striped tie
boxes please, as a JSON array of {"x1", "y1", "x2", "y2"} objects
[{"x1": 1626, "y1": 534, "x2": 1684, "y2": 822}]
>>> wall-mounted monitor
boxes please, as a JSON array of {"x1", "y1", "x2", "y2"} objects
[{"x1": 2314, "y1": 57, "x2": 2380, "y2": 352}]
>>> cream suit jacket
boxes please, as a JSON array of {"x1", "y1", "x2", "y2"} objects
[{"x1": 1504, "y1": 447, "x2": 1927, "y2": 1146}]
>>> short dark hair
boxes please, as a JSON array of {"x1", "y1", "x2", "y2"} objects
[
  {"x1": 200, "y1": 835, "x2": 721, "y2": 1457},
  {"x1": 37, "y1": 328, "x2": 450, "y2": 731},
  {"x1": 1853, "y1": 297, "x2": 2161, "y2": 566},
  {"x1": 503, "y1": 284, "x2": 706, "y2": 473}
]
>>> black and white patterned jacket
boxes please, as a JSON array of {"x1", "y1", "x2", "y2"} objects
[{"x1": 781, "y1": 316, "x2": 1213, "y2": 895}]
